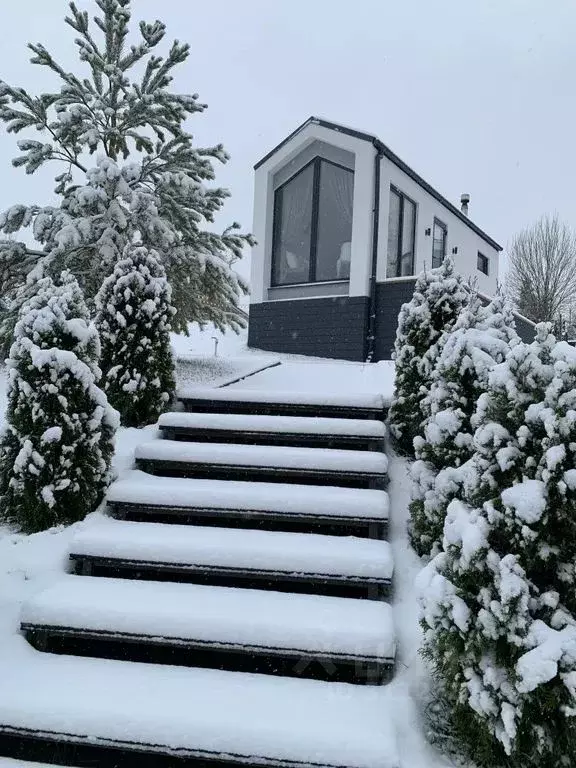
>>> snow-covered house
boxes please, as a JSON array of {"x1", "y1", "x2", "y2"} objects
[{"x1": 248, "y1": 117, "x2": 534, "y2": 361}]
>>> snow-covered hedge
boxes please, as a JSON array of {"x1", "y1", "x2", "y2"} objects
[
  {"x1": 95, "y1": 244, "x2": 175, "y2": 427},
  {"x1": 388, "y1": 258, "x2": 470, "y2": 456},
  {"x1": 410, "y1": 293, "x2": 518, "y2": 557},
  {"x1": 418, "y1": 325, "x2": 576, "y2": 765},
  {"x1": 0, "y1": 272, "x2": 118, "y2": 533}
]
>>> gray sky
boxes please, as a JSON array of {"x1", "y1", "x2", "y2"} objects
[{"x1": 0, "y1": 0, "x2": 575, "y2": 281}]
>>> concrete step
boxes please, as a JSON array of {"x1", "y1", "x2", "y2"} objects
[
  {"x1": 0, "y1": 652, "x2": 399, "y2": 768},
  {"x1": 107, "y1": 471, "x2": 389, "y2": 537},
  {"x1": 22, "y1": 576, "x2": 395, "y2": 685},
  {"x1": 70, "y1": 518, "x2": 393, "y2": 600},
  {"x1": 177, "y1": 388, "x2": 387, "y2": 420},
  {"x1": 134, "y1": 440, "x2": 388, "y2": 490},
  {"x1": 158, "y1": 412, "x2": 386, "y2": 451}
]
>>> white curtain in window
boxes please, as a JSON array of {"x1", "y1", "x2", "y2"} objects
[
  {"x1": 326, "y1": 166, "x2": 353, "y2": 224},
  {"x1": 279, "y1": 169, "x2": 313, "y2": 249}
]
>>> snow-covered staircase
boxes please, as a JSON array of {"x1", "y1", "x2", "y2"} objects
[
  {"x1": 0, "y1": 387, "x2": 400, "y2": 768},
  {"x1": 69, "y1": 517, "x2": 393, "y2": 598}
]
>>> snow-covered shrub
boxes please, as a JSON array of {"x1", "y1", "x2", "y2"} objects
[
  {"x1": 388, "y1": 257, "x2": 470, "y2": 456},
  {"x1": 410, "y1": 293, "x2": 518, "y2": 557},
  {"x1": 418, "y1": 325, "x2": 576, "y2": 766},
  {"x1": 95, "y1": 244, "x2": 175, "y2": 428},
  {"x1": 0, "y1": 273, "x2": 118, "y2": 533}
]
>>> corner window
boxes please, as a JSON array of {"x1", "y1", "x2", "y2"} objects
[
  {"x1": 271, "y1": 158, "x2": 354, "y2": 286},
  {"x1": 432, "y1": 218, "x2": 447, "y2": 268},
  {"x1": 387, "y1": 187, "x2": 416, "y2": 277},
  {"x1": 477, "y1": 252, "x2": 489, "y2": 275}
]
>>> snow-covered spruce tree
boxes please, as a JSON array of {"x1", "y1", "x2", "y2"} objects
[
  {"x1": 418, "y1": 325, "x2": 576, "y2": 767},
  {"x1": 95, "y1": 243, "x2": 175, "y2": 427},
  {"x1": 388, "y1": 257, "x2": 470, "y2": 456},
  {"x1": 410, "y1": 292, "x2": 518, "y2": 557},
  {"x1": 0, "y1": 272, "x2": 118, "y2": 533},
  {"x1": 0, "y1": 0, "x2": 253, "y2": 356}
]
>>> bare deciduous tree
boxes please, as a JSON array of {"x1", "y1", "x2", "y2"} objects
[{"x1": 507, "y1": 214, "x2": 576, "y2": 323}]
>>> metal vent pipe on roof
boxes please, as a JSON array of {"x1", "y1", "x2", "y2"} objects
[{"x1": 461, "y1": 193, "x2": 470, "y2": 216}]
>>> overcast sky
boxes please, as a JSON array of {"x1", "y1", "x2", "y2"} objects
[{"x1": 0, "y1": 0, "x2": 575, "y2": 280}]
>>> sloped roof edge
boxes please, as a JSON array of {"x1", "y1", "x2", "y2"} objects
[{"x1": 254, "y1": 116, "x2": 502, "y2": 252}]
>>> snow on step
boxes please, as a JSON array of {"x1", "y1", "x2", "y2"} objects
[
  {"x1": 178, "y1": 387, "x2": 385, "y2": 410},
  {"x1": 135, "y1": 440, "x2": 388, "y2": 475},
  {"x1": 0, "y1": 761, "x2": 70, "y2": 767},
  {"x1": 159, "y1": 412, "x2": 386, "y2": 437},
  {"x1": 0, "y1": 652, "x2": 400, "y2": 768},
  {"x1": 22, "y1": 575, "x2": 395, "y2": 662},
  {"x1": 70, "y1": 517, "x2": 394, "y2": 581},
  {"x1": 108, "y1": 470, "x2": 389, "y2": 520}
]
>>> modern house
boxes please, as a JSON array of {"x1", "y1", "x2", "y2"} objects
[{"x1": 248, "y1": 116, "x2": 534, "y2": 361}]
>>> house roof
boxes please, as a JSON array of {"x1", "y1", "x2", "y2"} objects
[{"x1": 254, "y1": 116, "x2": 503, "y2": 252}]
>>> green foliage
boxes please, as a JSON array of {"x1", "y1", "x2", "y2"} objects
[
  {"x1": 410, "y1": 292, "x2": 518, "y2": 557},
  {"x1": 95, "y1": 243, "x2": 175, "y2": 427},
  {"x1": 0, "y1": 272, "x2": 118, "y2": 533},
  {"x1": 419, "y1": 325, "x2": 576, "y2": 766},
  {"x1": 388, "y1": 257, "x2": 470, "y2": 456}
]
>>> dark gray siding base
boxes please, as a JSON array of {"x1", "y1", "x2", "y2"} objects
[
  {"x1": 514, "y1": 315, "x2": 537, "y2": 343},
  {"x1": 248, "y1": 296, "x2": 369, "y2": 362},
  {"x1": 372, "y1": 280, "x2": 536, "y2": 359},
  {"x1": 373, "y1": 280, "x2": 417, "y2": 361},
  {"x1": 248, "y1": 285, "x2": 536, "y2": 363}
]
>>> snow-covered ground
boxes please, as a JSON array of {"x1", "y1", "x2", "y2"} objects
[
  {"x1": 230, "y1": 358, "x2": 395, "y2": 402},
  {"x1": 172, "y1": 322, "x2": 396, "y2": 401},
  {"x1": 0, "y1": 327, "x2": 453, "y2": 768}
]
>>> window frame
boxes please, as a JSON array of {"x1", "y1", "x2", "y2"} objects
[
  {"x1": 270, "y1": 157, "x2": 354, "y2": 287},
  {"x1": 387, "y1": 185, "x2": 417, "y2": 278},
  {"x1": 477, "y1": 251, "x2": 489, "y2": 276},
  {"x1": 431, "y1": 217, "x2": 447, "y2": 268}
]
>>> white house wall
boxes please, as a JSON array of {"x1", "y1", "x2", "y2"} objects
[
  {"x1": 376, "y1": 155, "x2": 500, "y2": 294},
  {"x1": 250, "y1": 124, "x2": 377, "y2": 303}
]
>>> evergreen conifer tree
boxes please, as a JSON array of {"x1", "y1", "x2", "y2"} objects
[
  {"x1": 418, "y1": 325, "x2": 576, "y2": 766},
  {"x1": 410, "y1": 292, "x2": 518, "y2": 556},
  {"x1": 0, "y1": 0, "x2": 252, "y2": 355},
  {"x1": 388, "y1": 257, "x2": 470, "y2": 456},
  {"x1": 95, "y1": 243, "x2": 175, "y2": 427},
  {"x1": 0, "y1": 272, "x2": 118, "y2": 533}
]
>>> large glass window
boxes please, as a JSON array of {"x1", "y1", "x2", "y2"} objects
[
  {"x1": 271, "y1": 158, "x2": 354, "y2": 286},
  {"x1": 271, "y1": 163, "x2": 314, "y2": 286},
  {"x1": 432, "y1": 218, "x2": 447, "y2": 268},
  {"x1": 387, "y1": 187, "x2": 416, "y2": 277}
]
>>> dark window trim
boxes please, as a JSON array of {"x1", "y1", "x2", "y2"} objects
[
  {"x1": 271, "y1": 156, "x2": 354, "y2": 288},
  {"x1": 389, "y1": 185, "x2": 417, "y2": 278},
  {"x1": 477, "y1": 251, "x2": 489, "y2": 276},
  {"x1": 432, "y1": 217, "x2": 447, "y2": 268}
]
